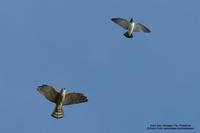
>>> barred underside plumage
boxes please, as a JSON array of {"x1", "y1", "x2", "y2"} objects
[{"x1": 37, "y1": 84, "x2": 88, "y2": 119}]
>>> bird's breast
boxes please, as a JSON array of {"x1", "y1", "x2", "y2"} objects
[
  {"x1": 61, "y1": 94, "x2": 65, "y2": 103},
  {"x1": 128, "y1": 23, "x2": 135, "y2": 35}
]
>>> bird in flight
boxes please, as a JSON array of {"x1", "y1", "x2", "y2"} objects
[
  {"x1": 111, "y1": 17, "x2": 151, "y2": 38},
  {"x1": 37, "y1": 84, "x2": 88, "y2": 119}
]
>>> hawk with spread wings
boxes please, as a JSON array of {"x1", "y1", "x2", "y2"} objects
[{"x1": 37, "y1": 84, "x2": 88, "y2": 119}]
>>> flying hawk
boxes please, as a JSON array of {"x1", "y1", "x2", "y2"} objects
[
  {"x1": 37, "y1": 84, "x2": 88, "y2": 119},
  {"x1": 111, "y1": 17, "x2": 151, "y2": 38}
]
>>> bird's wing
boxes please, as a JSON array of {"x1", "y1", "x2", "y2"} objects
[
  {"x1": 133, "y1": 23, "x2": 151, "y2": 32},
  {"x1": 37, "y1": 84, "x2": 58, "y2": 103},
  {"x1": 111, "y1": 18, "x2": 129, "y2": 30},
  {"x1": 63, "y1": 92, "x2": 88, "y2": 105}
]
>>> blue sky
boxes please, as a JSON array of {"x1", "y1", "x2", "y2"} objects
[{"x1": 0, "y1": 0, "x2": 199, "y2": 132}]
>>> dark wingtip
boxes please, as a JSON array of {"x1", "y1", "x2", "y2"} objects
[
  {"x1": 85, "y1": 97, "x2": 88, "y2": 102},
  {"x1": 78, "y1": 93, "x2": 88, "y2": 102},
  {"x1": 143, "y1": 25, "x2": 151, "y2": 33},
  {"x1": 83, "y1": 95, "x2": 88, "y2": 102},
  {"x1": 146, "y1": 28, "x2": 151, "y2": 33}
]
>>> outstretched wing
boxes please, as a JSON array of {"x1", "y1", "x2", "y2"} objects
[
  {"x1": 37, "y1": 84, "x2": 58, "y2": 103},
  {"x1": 111, "y1": 18, "x2": 129, "y2": 30},
  {"x1": 63, "y1": 92, "x2": 88, "y2": 105},
  {"x1": 133, "y1": 23, "x2": 151, "y2": 32}
]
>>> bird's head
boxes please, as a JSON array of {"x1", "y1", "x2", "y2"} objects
[
  {"x1": 130, "y1": 18, "x2": 133, "y2": 22},
  {"x1": 60, "y1": 88, "x2": 66, "y2": 95}
]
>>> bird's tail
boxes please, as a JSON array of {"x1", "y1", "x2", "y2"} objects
[
  {"x1": 51, "y1": 104, "x2": 64, "y2": 119},
  {"x1": 124, "y1": 32, "x2": 133, "y2": 38}
]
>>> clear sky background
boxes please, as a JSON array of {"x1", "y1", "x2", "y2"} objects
[{"x1": 0, "y1": 0, "x2": 199, "y2": 133}]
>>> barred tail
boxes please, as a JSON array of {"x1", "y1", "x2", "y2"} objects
[{"x1": 51, "y1": 104, "x2": 64, "y2": 119}]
